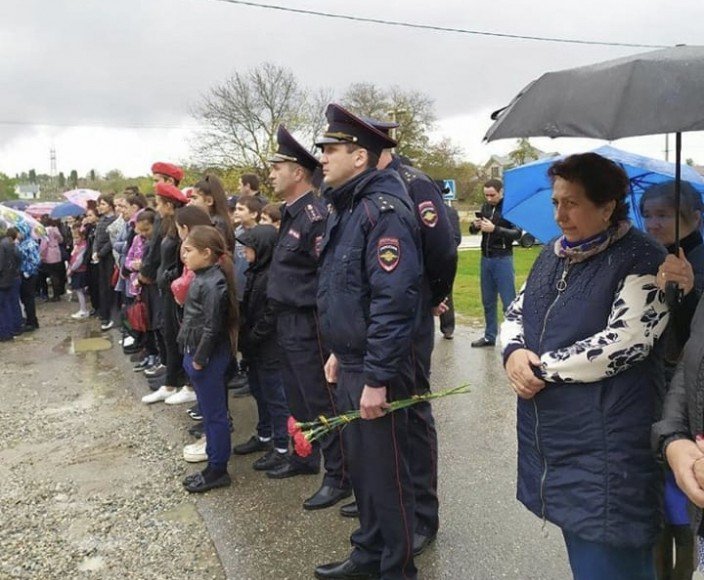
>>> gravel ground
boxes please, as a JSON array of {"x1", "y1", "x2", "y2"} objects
[{"x1": 0, "y1": 300, "x2": 224, "y2": 579}]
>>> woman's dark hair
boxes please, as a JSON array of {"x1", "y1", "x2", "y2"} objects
[
  {"x1": 135, "y1": 208, "x2": 156, "y2": 225},
  {"x1": 548, "y1": 153, "x2": 629, "y2": 226},
  {"x1": 193, "y1": 175, "x2": 236, "y2": 250},
  {"x1": 158, "y1": 197, "x2": 185, "y2": 238},
  {"x1": 85, "y1": 206, "x2": 99, "y2": 220},
  {"x1": 176, "y1": 205, "x2": 212, "y2": 231},
  {"x1": 639, "y1": 180, "x2": 703, "y2": 227},
  {"x1": 5, "y1": 227, "x2": 18, "y2": 240},
  {"x1": 97, "y1": 192, "x2": 115, "y2": 210},
  {"x1": 261, "y1": 203, "x2": 281, "y2": 224},
  {"x1": 185, "y1": 225, "x2": 239, "y2": 357}
]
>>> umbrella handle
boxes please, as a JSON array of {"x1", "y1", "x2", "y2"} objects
[{"x1": 664, "y1": 280, "x2": 683, "y2": 308}]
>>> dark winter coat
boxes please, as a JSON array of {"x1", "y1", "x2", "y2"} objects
[
  {"x1": 94, "y1": 214, "x2": 116, "y2": 260},
  {"x1": 0, "y1": 237, "x2": 20, "y2": 289},
  {"x1": 237, "y1": 225, "x2": 280, "y2": 370},
  {"x1": 317, "y1": 168, "x2": 422, "y2": 387}
]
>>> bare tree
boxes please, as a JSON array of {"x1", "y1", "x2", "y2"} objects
[
  {"x1": 341, "y1": 83, "x2": 437, "y2": 163},
  {"x1": 193, "y1": 63, "x2": 331, "y2": 181}
]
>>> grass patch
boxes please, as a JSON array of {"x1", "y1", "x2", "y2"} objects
[{"x1": 453, "y1": 247, "x2": 542, "y2": 320}]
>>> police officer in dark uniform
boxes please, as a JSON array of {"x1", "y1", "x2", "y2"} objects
[
  {"x1": 358, "y1": 118, "x2": 457, "y2": 556},
  {"x1": 314, "y1": 104, "x2": 423, "y2": 580},
  {"x1": 265, "y1": 125, "x2": 352, "y2": 511}
]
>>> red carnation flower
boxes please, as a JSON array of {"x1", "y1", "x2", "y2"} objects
[
  {"x1": 287, "y1": 416, "x2": 301, "y2": 437},
  {"x1": 293, "y1": 431, "x2": 313, "y2": 457}
]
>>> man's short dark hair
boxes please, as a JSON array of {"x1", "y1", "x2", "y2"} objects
[
  {"x1": 241, "y1": 173, "x2": 260, "y2": 191},
  {"x1": 484, "y1": 179, "x2": 503, "y2": 192},
  {"x1": 345, "y1": 144, "x2": 379, "y2": 169}
]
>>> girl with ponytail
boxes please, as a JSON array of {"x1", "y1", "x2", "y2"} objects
[{"x1": 177, "y1": 225, "x2": 238, "y2": 492}]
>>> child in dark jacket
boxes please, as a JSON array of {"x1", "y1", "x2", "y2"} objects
[
  {"x1": 232, "y1": 224, "x2": 290, "y2": 472},
  {"x1": 178, "y1": 225, "x2": 239, "y2": 493}
]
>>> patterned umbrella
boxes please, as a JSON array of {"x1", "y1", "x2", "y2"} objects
[
  {"x1": 0, "y1": 205, "x2": 46, "y2": 239},
  {"x1": 63, "y1": 189, "x2": 101, "y2": 209},
  {"x1": 25, "y1": 202, "x2": 60, "y2": 218}
]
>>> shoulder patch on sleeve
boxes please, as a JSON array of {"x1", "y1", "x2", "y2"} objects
[
  {"x1": 418, "y1": 200, "x2": 438, "y2": 228},
  {"x1": 305, "y1": 203, "x2": 323, "y2": 222},
  {"x1": 377, "y1": 237, "x2": 400, "y2": 272}
]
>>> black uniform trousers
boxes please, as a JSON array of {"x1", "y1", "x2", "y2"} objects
[
  {"x1": 409, "y1": 307, "x2": 440, "y2": 537},
  {"x1": 439, "y1": 291, "x2": 455, "y2": 337},
  {"x1": 97, "y1": 254, "x2": 115, "y2": 322},
  {"x1": 338, "y1": 366, "x2": 417, "y2": 580},
  {"x1": 159, "y1": 290, "x2": 184, "y2": 387},
  {"x1": 20, "y1": 274, "x2": 38, "y2": 328},
  {"x1": 277, "y1": 308, "x2": 348, "y2": 489}
]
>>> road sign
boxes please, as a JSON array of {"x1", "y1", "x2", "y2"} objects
[{"x1": 442, "y1": 179, "x2": 456, "y2": 200}]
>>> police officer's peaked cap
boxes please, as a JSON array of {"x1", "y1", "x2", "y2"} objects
[
  {"x1": 315, "y1": 104, "x2": 397, "y2": 155},
  {"x1": 360, "y1": 116, "x2": 399, "y2": 137},
  {"x1": 268, "y1": 125, "x2": 321, "y2": 173}
]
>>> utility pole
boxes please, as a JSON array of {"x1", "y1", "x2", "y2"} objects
[{"x1": 387, "y1": 109, "x2": 406, "y2": 153}]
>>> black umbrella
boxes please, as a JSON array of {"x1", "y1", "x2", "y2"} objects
[{"x1": 484, "y1": 45, "x2": 704, "y2": 302}]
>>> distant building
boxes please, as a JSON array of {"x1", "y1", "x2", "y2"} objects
[
  {"x1": 482, "y1": 149, "x2": 560, "y2": 179},
  {"x1": 15, "y1": 183, "x2": 41, "y2": 200},
  {"x1": 484, "y1": 154, "x2": 514, "y2": 179}
]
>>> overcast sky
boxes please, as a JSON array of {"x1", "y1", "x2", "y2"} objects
[{"x1": 2, "y1": 0, "x2": 703, "y2": 178}]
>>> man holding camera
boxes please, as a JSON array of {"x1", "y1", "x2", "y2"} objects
[{"x1": 469, "y1": 178, "x2": 521, "y2": 347}]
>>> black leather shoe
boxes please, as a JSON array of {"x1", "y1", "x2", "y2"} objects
[
  {"x1": 339, "y1": 500, "x2": 359, "y2": 518},
  {"x1": 314, "y1": 558, "x2": 379, "y2": 579},
  {"x1": 233, "y1": 435, "x2": 272, "y2": 455},
  {"x1": 412, "y1": 532, "x2": 436, "y2": 556},
  {"x1": 266, "y1": 460, "x2": 319, "y2": 479},
  {"x1": 123, "y1": 343, "x2": 142, "y2": 354},
  {"x1": 253, "y1": 449, "x2": 288, "y2": 471},
  {"x1": 184, "y1": 471, "x2": 231, "y2": 493},
  {"x1": 304, "y1": 485, "x2": 352, "y2": 511},
  {"x1": 471, "y1": 337, "x2": 495, "y2": 348}
]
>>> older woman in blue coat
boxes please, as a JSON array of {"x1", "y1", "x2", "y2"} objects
[{"x1": 501, "y1": 153, "x2": 669, "y2": 580}]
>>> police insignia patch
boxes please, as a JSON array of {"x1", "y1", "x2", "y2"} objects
[
  {"x1": 377, "y1": 237, "x2": 400, "y2": 272},
  {"x1": 418, "y1": 201, "x2": 438, "y2": 228}
]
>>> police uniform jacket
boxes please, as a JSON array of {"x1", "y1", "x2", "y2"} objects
[
  {"x1": 317, "y1": 168, "x2": 422, "y2": 388},
  {"x1": 390, "y1": 157, "x2": 456, "y2": 307},
  {"x1": 268, "y1": 191, "x2": 327, "y2": 309}
]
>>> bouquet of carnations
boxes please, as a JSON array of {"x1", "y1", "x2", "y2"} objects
[{"x1": 287, "y1": 384, "x2": 470, "y2": 457}]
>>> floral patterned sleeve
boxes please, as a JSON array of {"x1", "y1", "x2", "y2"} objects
[
  {"x1": 500, "y1": 285, "x2": 526, "y2": 364},
  {"x1": 539, "y1": 273, "x2": 669, "y2": 383}
]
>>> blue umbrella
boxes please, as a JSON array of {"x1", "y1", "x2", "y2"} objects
[
  {"x1": 502, "y1": 145, "x2": 704, "y2": 243},
  {"x1": 51, "y1": 201, "x2": 85, "y2": 219},
  {"x1": 1, "y1": 199, "x2": 30, "y2": 211}
]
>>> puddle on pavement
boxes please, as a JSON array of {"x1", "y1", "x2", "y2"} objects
[
  {"x1": 72, "y1": 338, "x2": 112, "y2": 353},
  {"x1": 53, "y1": 329, "x2": 114, "y2": 355}
]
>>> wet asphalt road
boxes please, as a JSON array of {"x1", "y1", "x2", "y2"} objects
[{"x1": 191, "y1": 324, "x2": 572, "y2": 580}]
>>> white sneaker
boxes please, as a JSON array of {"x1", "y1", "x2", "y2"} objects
[
  {"x1": 183, "y1": 438, "x2": 208, "y2": 463},
  {"x1": 165, "y1": 387, "x2": 198, "y2": 405},
  {"x1": 122, "y1": 335, "x2": 136, "y2": 348},
  {"x1": 71, "y1": 311, "x2": 89, "y2": 320},
  {"x1": 141, "y1": 386, "x2": 176, "y2": 404}
]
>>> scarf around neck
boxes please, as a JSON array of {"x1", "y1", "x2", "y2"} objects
[{"x1": 553, "y1": 220, "x2": 631, "y2": 263}]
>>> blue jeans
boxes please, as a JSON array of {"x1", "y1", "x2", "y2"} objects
[
  {"x1": 183, "y1": 344, "x2": 232, "y2": 470},
  {"x1": 480, "y1": 255, "x2": 516, "y2": 342},
  {"x1": 563, "y1": 531, "x2": 656, "y2": 580},
  {"x1": 248, "y1": 360, "x2": 289, "y2": 450}
]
